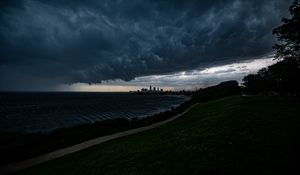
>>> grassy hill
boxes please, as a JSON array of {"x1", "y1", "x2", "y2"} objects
[{"x1": 17, "y1": 96, "x2": 300, "y2": 175}]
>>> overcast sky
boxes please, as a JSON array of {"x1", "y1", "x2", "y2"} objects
[{"x1": 0, "y1": 0, "x2": 292, "y2": 91}]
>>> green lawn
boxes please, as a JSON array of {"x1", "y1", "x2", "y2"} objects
[{"x1": 17, "y1": 96, "x2": 300, "y2": 175}]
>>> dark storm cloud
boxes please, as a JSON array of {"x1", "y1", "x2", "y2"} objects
[{"x1": 0, "y1": 0, "x2": 292, "y2": 90}]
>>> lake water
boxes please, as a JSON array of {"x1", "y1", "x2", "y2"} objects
[{"x1": 0, "y1": 92, "x2": 186, "y2": 133}]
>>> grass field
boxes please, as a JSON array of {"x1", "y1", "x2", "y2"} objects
[{"x1": 17, "y1": 96, "x2": 300, "y2": 174}]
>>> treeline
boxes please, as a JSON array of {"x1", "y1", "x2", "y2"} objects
[
  {"x1": 192, "y1": 80, "x2": 241, "y2": 102},
  {"x1": 190, "y1": 57, "x2": 300, "y2": 99},
  {"x1": 243, "y1": 0, "x2": 300, "y2": 97},
  {"x1": 243, "y1": 59, "x2": 300, "y2": 96}
]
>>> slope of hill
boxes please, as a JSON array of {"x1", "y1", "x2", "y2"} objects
[{"x1": 18, "y1": 96, "x2": 300, "y2": 175}]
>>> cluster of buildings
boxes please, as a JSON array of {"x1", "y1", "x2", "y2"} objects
[{"x1": 139, "y1": 85, "x2": 163, "y2": 92}]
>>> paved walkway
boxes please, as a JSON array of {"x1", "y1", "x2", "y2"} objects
[{"x1": 0, "y1": 104, "x2": 198, "y2": 174}]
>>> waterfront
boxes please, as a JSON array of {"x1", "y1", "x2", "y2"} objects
[{"x1": 0, "y1": 92, "x2": 186, "y2": 133}]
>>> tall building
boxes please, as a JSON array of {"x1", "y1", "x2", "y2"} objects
[{"x1": 150, "y1": 85, "x2": 152, "y2": 91}]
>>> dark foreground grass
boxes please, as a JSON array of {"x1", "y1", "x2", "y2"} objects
[{"x1": 17, "y1": 96, "x2": 300, "y2": 175}]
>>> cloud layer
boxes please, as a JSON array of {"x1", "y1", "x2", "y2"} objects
[
  {"x1": 0, "y1": 0, "x2": 292, "y2": 91},
  {"x1": 61, "y1": 55, "x2": 276, "y2": 92}
]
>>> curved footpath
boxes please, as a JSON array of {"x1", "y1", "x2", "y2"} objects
[{"x1": 0, "y1": 103, "x2": 198, "y2": 175}]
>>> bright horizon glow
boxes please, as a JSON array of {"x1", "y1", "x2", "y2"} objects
[{"x1": 58, "y1": 56, "x2": 277, "y2": 92}]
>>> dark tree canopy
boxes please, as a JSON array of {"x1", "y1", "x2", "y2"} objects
[
  {"x1": 192, "y1": 80, "x2": 241, "y2": 102},
  {"x1": 273, "y1": 0, "x2": 300, "y2": 62},
  {"x1": 243, "y1": 0, "x2": 300, "y2": 96},
  {"x1": 243, "y1": 60, "x2": 300, "y2": 95}
]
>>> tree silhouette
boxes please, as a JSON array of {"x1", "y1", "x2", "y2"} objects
[
  {"x1": 243, "y1": 0, "x2": 300, "y2": 96},
  {"x1": 242, "y1": 69, "x2": 271, "y2": 95},
  {"x1": 273, "y1": 0, "x2": 300, "y2": 62}
]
